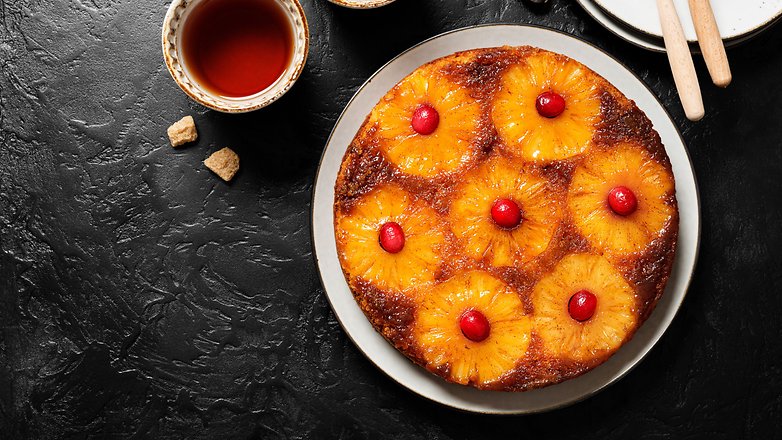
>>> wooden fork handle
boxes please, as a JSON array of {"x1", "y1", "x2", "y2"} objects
[
  {"x1": 689, "y1": 0, "x2": 732, "y2": 87},
  {"x1": 657, "y1": 0, "x2": 705, "y2": 121}
]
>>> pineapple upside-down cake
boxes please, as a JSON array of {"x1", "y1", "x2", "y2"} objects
[{"x1": 334, "y1": 47, "x2": 678, "y2": 391}]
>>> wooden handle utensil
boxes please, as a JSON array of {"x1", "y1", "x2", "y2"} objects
[
  {"x1": 689, "y1": 0, "x2": 732, "y2": 87},
  {"x1": 657, "y1": 0, "x2": 705, "y2": 121}
]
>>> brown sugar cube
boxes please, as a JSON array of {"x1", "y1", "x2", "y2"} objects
[
  {"x1": 204, "y1": 147, "x2": 240, "y2": 182},
  {"x1": 167, "y1": 115, "x2": 198, "y2": 147}
]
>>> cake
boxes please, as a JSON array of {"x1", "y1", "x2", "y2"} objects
[{"x1": 333, "y1": 46, "x2": 678, "y2": 391}]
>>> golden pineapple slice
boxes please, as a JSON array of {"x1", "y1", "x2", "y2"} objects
[
  {"x1": 532, "y1": 253, "x2": 637, "y2": 362},
  {"x1": 449, "y1": 155, "x2": 562, "y2": 267},
  {"x1": 414, "y1": 270, "x2": 531, "y2": 385},
  {"x1": 337, "y1": 184, "x2": 446, "y2": 292},
  {"x1": 491, "y1": 51, "x2": 602, "y2": 162},
  {"x1": 568, "y1": 143, "x2": 676, "y2": 255},
  {"x1": 369, "y1": 65, "x2": 481, "y2": 178}
]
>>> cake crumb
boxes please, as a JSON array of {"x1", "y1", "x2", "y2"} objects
[
  {"x1": 204, "y1": 147, "x2": 240, "y2": 182},
  {"x1": 167, "y1": 115, "x2": 198, "y2": 147}
]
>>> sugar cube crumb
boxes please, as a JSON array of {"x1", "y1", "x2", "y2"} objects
[
  {"x1": 167, "y1": 115, "x2": 198, "y2": 147},
  {"x1": 204, "y1": 147, "x2": 240, "y2": 182}
]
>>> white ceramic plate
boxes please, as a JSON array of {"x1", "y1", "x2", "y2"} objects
[
  {"x1": 576, "y1": 0, "x2": 774, "y2": 52},
  {"x1": 594, "y1": 0, "x2": 782, "y2": 42},
  {"x1": 577, "y1": 0, "x2": 668, "y2": 52},
  {"x1": 312, "y1": 25, "x2": 701, "y2": 414}
]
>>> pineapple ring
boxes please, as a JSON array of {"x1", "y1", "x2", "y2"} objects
[
  {"x1": 369, "y1": 65, "x2": 481, "y2": 178},
  {"x1": 491, "y1": 51, "x2": 602, "y2": 162},
  {"x1": 449, "y1": 155, "x2": 563, "y2": 267},
  {"x1": 532, "y1": 253, "x2": 637, "y2": 362},
  {"x1": 337, "y1": 183, "x2": 446, "y2": 292},
  {"x1": 414, "y1": 270, "x2": 531, "y2": 385},
  {"x1": 568, "y1": 143, "x2": 676, "y2": 255}
]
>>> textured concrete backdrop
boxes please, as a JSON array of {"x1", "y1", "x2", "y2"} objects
[{"x1": 1, "y1": 0, "x2": 781, "y2": 438}]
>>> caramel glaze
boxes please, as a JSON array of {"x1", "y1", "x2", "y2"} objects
[{"x1": 334, "y1": 46, "x2": 679, "y2": 391}]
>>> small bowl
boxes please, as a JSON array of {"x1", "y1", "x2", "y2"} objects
[
  {"x1": 327, "y1": 0, "x2": 396, "y2": 9},
  {"x1": 162, "y1": 0, "x2": 309, "y2": 113}
]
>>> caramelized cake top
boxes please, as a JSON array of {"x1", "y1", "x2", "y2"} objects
[{"x1": 333, "y1": 46, "x2": 678, "y2": 391}]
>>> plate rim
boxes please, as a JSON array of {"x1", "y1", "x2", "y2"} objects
[
  {"x1": 311, "y1": 23, "x2": 702, "y2": 414},
  {"x1": 575, "y1": 0, "x2": 782, "y2": 52},
  {"x1": 575, "y1": 0, "x2": 667, "y2": 52},
  {"x1": 592, "y1": 0, "x2": 782, "y2": 42}
]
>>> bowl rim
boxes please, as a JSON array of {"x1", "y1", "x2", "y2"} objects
[
  {"x1": 161, "y1": 0, "x2": 310, "y2": 113},
  {"x1": 326, "y1": 0, "x2": 397, "y2": 9}
]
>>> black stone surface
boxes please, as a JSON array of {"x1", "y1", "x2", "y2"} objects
[{"x1": 2, "y1": 0, "x2": 781, "y2": 438}]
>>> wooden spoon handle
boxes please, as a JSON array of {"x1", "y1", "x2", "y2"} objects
[
  {"x1": 657, "y1": 0, "x2": 705, "y2": 121},
  {"x1": 689, "y1": 0, "x2": 732, "y2": 87}
]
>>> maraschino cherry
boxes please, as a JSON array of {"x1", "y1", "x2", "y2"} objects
[
  {"x1": 568, "y1": 290, "x2": 597, "y2": 322},
  {"x1": 491, "y1": 198, "x2": 522, "y2": 229},
  {"x1": 411, "y1": 104, "x2": 440, "y2": 135},
  {"x1": 607, "y1": 186, "x2": 638, "y2": 216},
  {"x1": 460, "y1": 309, "x2": 491, "y2": 342},
  {"x1": 378, "y1": 222, "x2": 405, "y2": 254},
  {"x1": 536, "y1": 91, "x2": 566, "y2": 118}
]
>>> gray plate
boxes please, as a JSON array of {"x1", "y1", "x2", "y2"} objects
[{"x1": 312, "y1": 24, "x2": 701, "y2": 414}]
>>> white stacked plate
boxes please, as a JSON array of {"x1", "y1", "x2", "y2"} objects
[{"x1": 576, "y1": 0, "x2": 782, "y2": 52}]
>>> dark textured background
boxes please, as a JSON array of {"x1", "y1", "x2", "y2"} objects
[{"x1": 1, "y1": 0, "x2": 781, "y2": 438}]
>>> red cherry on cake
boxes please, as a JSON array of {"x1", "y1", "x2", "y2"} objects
[
  {"x1": 491, "y1": 198, "x2": 522, "y2": 229},
  {"x1": 568, "y1": 290, "x2": 597, "y2": 322},
  {"x1": 536, "y1": 91, "x2": 566, "y2": 118},
  {"x1": 378, "y1": 222, "x2": 405, "y2": 254},
  {"x1": 607, "y1": 186, "x2": 638, "y2": 216},
  {"x1": 459, "y1": 309, "x2": 491, "y2": 342},
  {"x1": 411, "y1": 104, "x2": 440, "y2": 135}
]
